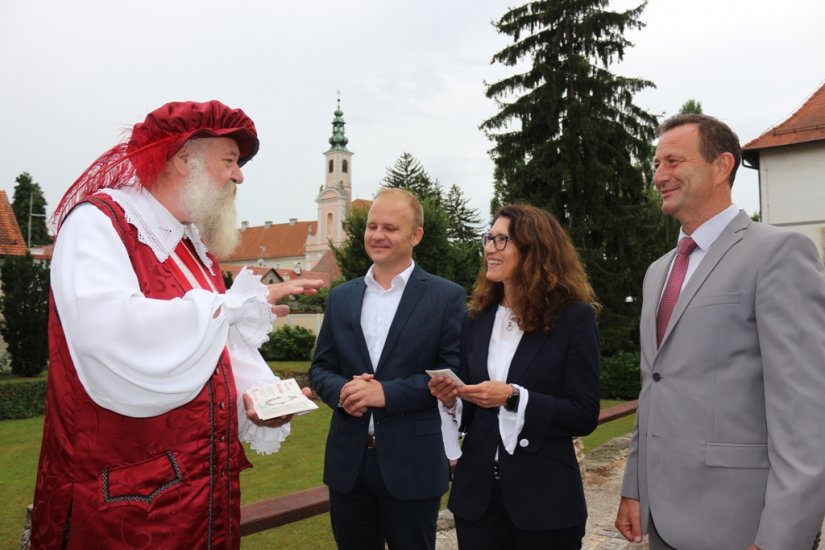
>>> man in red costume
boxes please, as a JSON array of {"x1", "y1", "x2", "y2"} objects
[{"x1": 30, "y1": 100, "x2": 322, "y2": 549}]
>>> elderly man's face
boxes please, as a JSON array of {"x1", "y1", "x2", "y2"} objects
[
  {"x1": 200, "y1": 137, "x2": 244, "y2": 189},
  {"x1": 180, "y1": 138, "x2": 243, "y2": 256}
]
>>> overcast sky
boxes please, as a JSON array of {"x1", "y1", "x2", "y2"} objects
[{"x1": 2, "y1": 0, "x2": 823, "y2": 231}]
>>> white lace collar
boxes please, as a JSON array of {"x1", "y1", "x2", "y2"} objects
[{"x1": 102, "y1": 186, "x2": 215, "y2": 274}]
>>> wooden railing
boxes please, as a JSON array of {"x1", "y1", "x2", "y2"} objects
[{"x1": 239, "y1": 399, "x2": 639, "y2": 537}]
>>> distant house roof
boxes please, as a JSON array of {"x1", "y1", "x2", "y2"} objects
[
  {"x1": 0, "y1": 190, "x2": 26, "y2": 256},
  {"x1": 220, "y1": 264, "x2": 284, "y2": 285},
  {"x1": 275, "y1": 268, "x2": 334, "y2": 288},
  {"x1": 743, "y1": 81, "x2": 825, "y2": 165},
  {"x1": 311, "y1": 249, "x2": 342, "y2": 282},
  {"x1": 220, "y1": 220, "x2": 316, "y2": 263}
]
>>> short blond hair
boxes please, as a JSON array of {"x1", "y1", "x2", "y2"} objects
[{"x1": 373, "y1": 188, "x2": 424, "y2": 229}]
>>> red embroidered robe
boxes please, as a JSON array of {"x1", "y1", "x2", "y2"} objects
[{"x1": 30, "y1": 194, "x2": 251, "y2": 549}]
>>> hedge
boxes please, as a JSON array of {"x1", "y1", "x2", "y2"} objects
[
  {"x1": 600, "y1": 351, "x2": 641, "y2": 400},
  {"x1": 0, "y1": 378, "x2": 47, "y2": 419}
]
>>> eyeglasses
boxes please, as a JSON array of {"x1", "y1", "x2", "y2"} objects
[{"x1": 481, "y1": 233, "x2": 512, "y2": 251}]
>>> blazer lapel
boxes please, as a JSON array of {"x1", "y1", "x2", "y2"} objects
[
  {"x1": 659, "y1": 211, "x2": 749, "y2": 348},
  {"x1": 505, "y1": 330, "x2": 546, "y2": 383},
  {"x1": 645, "y1": 252, "x2": 674, "y2": 362},
  {"x1": 470, "y1": 307, "x2": 497, "y2": 383},
  {"x1": 348, "y1": 279, "x2": 374, "y2": 374},
  {"x1": 375, "y1": 267, "x2": 426, "y2": 371}
]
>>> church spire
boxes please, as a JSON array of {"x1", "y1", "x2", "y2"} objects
[{"x1": 327, "y1": 97, "x2": 350, "y2": 152}]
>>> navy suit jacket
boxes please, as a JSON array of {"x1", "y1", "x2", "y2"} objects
[
  {"x1": 309, "y1": 265, "x2": 467, "y2": 500},
  {"x1": 448, "y1": 301, "x2": 600, "y2": 530}
]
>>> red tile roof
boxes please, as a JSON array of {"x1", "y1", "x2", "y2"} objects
[
  {"x1": 219, "y1": 220, "x2": 316, "y2": 263},
  {"x1": 0, "y1": 190, "x2": 27, "y2": 256},
  {"x1": 743, "y1": 81, "x2": 825, "y2": 153},
  {"x1": 311, "y1": 249, "x2": 342, "y2": 282}
]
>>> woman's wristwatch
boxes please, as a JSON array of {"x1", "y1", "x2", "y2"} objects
[{"x1": 504, "y1": 385, "x2": 520, "y2": 412}]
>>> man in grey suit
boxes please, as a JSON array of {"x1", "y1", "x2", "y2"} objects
[
  {"x1": 616, "y1": 114, "x2": 825, "y2": 550},
  {"x1": 310, "y1": 187, "x2": 466, "y2": 550}
]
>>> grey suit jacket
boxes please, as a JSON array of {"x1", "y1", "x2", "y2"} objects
[{"x1": 622, "y1": 211, "x2": 825, "y2": 550}]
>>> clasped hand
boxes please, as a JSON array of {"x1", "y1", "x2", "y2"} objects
[
  {"x1": 339, "y1": 374, "x2": 385, "y2": 417},
  {"x1": 428, "y1": 376, "x2": 512, "y2": 409}
]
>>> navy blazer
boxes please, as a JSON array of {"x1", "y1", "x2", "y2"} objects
[
  {"x1": 448, "y1": 301, "x2": 600, "y2": 530},
  {"x1": 309, "y1": 265, "x2": 467, "y2": 500}
]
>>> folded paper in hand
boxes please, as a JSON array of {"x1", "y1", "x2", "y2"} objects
[
  {"x1": 248, "y1": 378, "x2": 318, "y2": 420},
  {"x1": 425, "y1": 369, "x2": 465, "y2": 387}
]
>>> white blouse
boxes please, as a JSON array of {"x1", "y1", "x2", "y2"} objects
[
  {"x1": 439, "y1": 305, "x2": 529, "y2": 459},
  {"x1": 51, "y1": 186, "x2": 288, "y2": 454}
]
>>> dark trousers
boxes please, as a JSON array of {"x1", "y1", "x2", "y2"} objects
[
  {"x1": 453, "y1": 479, "x2": 584, "y2": 549},
  {"x1": 328, "y1": 447, "x2": 441, "y2": 550}
]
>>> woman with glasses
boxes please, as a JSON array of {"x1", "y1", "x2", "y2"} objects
[{"x1": 430, "y1": 204, "x2": 600, "y2": 549}]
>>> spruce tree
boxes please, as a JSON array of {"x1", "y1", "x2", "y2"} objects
[
  {"x1": 12, "y1": 172, "x2": 50, "y2": 247},
  {"x1": 0, "y1": 253, "x2": 50, "y2": 377},
  {"x1": 483, "y1": 0, "x2": 672, "y2": 354}
]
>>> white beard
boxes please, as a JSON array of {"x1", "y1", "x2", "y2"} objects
[{"x1": 180, "y1": 162, "x2": 240, "y2": 257}]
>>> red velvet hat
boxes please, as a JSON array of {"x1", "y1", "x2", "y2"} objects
[{"x1": 53, "y1": 100, "x2": 259, "y2": 229}]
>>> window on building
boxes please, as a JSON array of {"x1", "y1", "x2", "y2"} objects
[
  {"x1": 342, "y1": 159, "x2": 349, "y2": 173},
  {"x1": 327, "y1": 213, "x2": 333, "y2": 235},
  {"x1": 328, "y1": 159, "x2": 334, "y2": 173}
]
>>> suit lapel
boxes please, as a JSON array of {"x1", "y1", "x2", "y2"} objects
[
  {"x1": 658, "y1": 211, "x2": 749, "y2": 349},
  {"x1": 348, "y1": 279, "x2": 374, "y2": 374},
  {"x1": 470, "y1": 307, "x2": 497, "y2": 383},
  {"x1": 645, "y1": 252, "x2": 674, "y2": 362},
  {"x1": 375, "y1": 267, "x2": 427, "y2": 371},
  {"x1": 505, "y1": 330, "x2": 546, "y2": 383}
]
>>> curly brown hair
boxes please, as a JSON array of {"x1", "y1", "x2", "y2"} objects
[{"x1": 471, "y1": 205, "x2": 600, "y2": 333}]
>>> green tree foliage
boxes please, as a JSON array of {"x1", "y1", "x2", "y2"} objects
[
  {"x1": 382, "y1": 152, "x2": 442, "y2": 202},
  {"x1": 12, "y1": 172, "x2": 50, "y2": 247},
  {"x1": 260, "y1": 325, "x2": 316, "y2": 361},
  {"x1": 679, "y1": 99, "x2": 703, "y2": 114},
  {"x1": 483, "y1": 0, "x2": 676, "y2": 354},
  {"x1": 0, "y1": 253, "x2": 50, "y2": 377},
  {"x1": 333, "y1": 154, "x2": 482, "y2": 293}
]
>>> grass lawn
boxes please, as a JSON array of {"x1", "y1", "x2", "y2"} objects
[{"x1": 0, "y1": 362, "x2": 634, "y2": 548}]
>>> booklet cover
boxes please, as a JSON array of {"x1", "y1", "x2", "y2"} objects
[
  {"x1": 248, "y1": 378, "x2": 318, "y2": 420},
  {"x1": 425, "y1": 369, "x2": 466, "y2": 387}
]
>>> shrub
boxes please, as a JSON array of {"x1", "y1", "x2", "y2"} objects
[
  {"x1": 600, "y1": 351, "x2": 641, "y2": 400},
  {"x1": 0, "y1": 377, "x2": 47, "y2": 419},
  {"x1": 261, "y1": 325, "x2": 316, "y2": 361}
]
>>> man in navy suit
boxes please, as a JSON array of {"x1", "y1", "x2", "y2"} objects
[{"x1": 310, "y1": 188, "x2": 467, "y2": 550}]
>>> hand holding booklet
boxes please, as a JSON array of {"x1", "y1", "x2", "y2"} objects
[
  {"x1": 247, "y1": 378, "x2": 318, "y2": 420},
  {"x1": 425, "y1": 369, "x2": 465, "y2": 387}
]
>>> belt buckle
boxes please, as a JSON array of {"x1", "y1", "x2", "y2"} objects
[{"x1": 366, "y1": 434, "x2": 376, "y2": 448}]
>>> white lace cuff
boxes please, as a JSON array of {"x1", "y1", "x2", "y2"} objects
[
  {"x1": 438, "y1": 399, "x2": 463, "y2": 460},
  {"x1": 229, "y1": 336, "x2": 293, "y2": 455},
  {"x1": 224, "y1": 267, "x2": 275, "y2": 348}
]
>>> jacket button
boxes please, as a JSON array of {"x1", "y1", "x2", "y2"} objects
[
  {"x1": 519, "y1": 439, "x2": 529, "y2": 447},
  {"x1": 652, "y1": 373, "x2": 661, "y2": 382}
]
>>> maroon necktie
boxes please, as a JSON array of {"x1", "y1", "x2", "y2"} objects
[{"x1": 656, "y1": 237, "x2": 698, "y2": 347}]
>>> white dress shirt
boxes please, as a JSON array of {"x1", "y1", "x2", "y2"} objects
[{"x1": 360, "y1": 261, "x2": 415, "y2": 433}]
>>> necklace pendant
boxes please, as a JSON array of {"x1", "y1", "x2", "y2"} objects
[{"x1": 506, "y1": 319, "x2": 514, "y2": 331}]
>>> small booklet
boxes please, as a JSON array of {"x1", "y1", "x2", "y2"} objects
[
  {"x1": 248, "y1": 378, "x2": 318, "y2": 420},
  {"x1": 425, "y1": 369, "x2": 466, "y2": 387}
]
